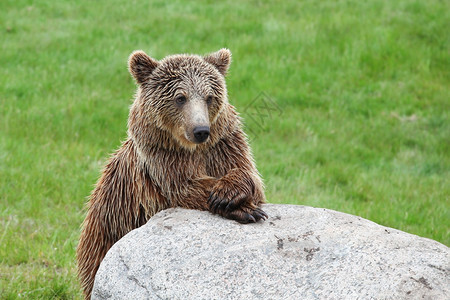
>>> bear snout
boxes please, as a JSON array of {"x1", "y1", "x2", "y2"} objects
[{"x1": 193, "y1": 126, "x2": 210, "y2": 143}]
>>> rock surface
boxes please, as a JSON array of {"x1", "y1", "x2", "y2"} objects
[{"x1": 92, "y1": 204, "x2": 449, "y2": 300}]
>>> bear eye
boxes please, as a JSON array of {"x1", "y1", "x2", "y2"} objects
[
  {"x1": 206, "y1": 95, "x2": 213, "y2": 105},
  {"x1": 175, "y1": 95, "x2": 187, "y2": 106}
]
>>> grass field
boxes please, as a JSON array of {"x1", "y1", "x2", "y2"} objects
[{"x1": 1, "y1": 0, "x2": 449, "y2": 298}]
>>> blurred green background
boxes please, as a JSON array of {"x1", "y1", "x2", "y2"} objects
[{"x1": 1, "y1": 0, "x2": 449, "y2": 298}]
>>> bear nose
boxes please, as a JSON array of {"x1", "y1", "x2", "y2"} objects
[{"x1": 193, "y1": 126, "x2": 210, "y2": 143}]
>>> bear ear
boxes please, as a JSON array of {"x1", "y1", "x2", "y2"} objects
[
  {"x1": 128, "y1": 50, "x2": 159, "y2": 84},
  {"x1": 203, "y1": 48, "x2": 231, "y2": 76}
]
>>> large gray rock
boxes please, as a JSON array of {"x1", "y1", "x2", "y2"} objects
[{"x1": 92, "y1": 204, "x2": 449, "y2": 300}]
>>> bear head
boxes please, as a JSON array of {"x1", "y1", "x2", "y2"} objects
[{"x1": 127, "y1": 49, "x2": 232, "y2": 152}]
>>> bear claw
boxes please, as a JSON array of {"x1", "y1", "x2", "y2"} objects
[
  {"x1": 208, "y1": 190, "x2": 247, "y2": 214},
  {"x1": 217, "y1": 205, "x2": 268, "y2": 224},
  {"x1": 207, "y1": 184, "x2": 268, "y2": 223}
]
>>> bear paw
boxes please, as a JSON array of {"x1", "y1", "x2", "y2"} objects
[
  {"x1": 218, "y1": 204, "x2": 268, "y2": 224},
  {"x1": 207, "y1": 178, "x2": 267, "y2": 223},
  {"x1": 208, "y1": 187, "x2": 267, "y2": 223},
  {"x1": 208, "y1": 180, "x2": 253, "y2": 213}
]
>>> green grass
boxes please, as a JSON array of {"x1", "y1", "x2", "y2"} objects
[{"x1": 1, "y1": 0, "x2": 448, "y2": 298}]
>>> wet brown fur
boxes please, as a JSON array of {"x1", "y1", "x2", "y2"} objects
[{"x1": 76, "y1": 49, "x2": 266, "y2": 299}]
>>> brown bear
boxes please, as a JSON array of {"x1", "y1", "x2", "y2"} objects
[{"x1": 76, "y1": 48, "x2": 267, "y2": 299}]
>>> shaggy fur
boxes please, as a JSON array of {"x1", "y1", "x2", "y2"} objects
[{"x1": 76, "y1": 49, "x2": 267, "y2": 299}]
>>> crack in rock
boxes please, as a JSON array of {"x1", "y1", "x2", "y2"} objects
[{"x1": 118, "y1": 250, "x2": 157, "y2": 299}]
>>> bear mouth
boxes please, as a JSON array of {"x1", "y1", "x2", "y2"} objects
[{"x1": 174, "y1": 133, "x2": 200, "y2": 151}]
